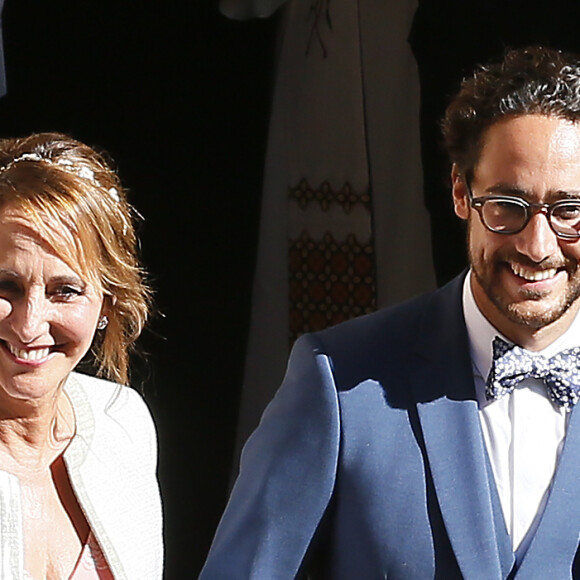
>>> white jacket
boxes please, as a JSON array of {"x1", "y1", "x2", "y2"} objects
[{"x1": 0, "y1": 372, "x2": 164, "y2": 579}]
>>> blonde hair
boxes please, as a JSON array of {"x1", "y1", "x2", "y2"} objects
[{"x1": 0, "y1": 132, "x2": 151, "y2": 386}]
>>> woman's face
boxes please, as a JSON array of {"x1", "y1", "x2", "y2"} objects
[{"x1": 0, "y1": 207, "x2": 104, "y2": 405}]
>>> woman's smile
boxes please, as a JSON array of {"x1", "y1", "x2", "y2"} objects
[{"x1": 4, "y1": 342, "x2": 53, "y2": 363}]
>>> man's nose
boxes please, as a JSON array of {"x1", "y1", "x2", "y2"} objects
[{"x1": 513, "y1": 211, "x2": 560, "y2": 263}]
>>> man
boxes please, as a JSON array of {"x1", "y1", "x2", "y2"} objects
[{"x1": 201, "y1": 47, "x2": 580, "y2": 579}]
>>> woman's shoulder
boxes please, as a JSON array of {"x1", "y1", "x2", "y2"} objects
[
  {"x1": 67, "y1": 372, "x2": 152, "y2": 415},
  {"x1": 65, "y1": 372, "x2": 157, "y2": 445},
  {"x1": 64, "y1": 372, "x2": 158, "y2": 474}
]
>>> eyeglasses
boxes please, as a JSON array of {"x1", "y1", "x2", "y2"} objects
[{"x1": 465, "y1": 179, "x2": 580, "y2": 240}]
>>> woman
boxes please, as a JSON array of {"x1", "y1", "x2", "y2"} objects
[{"x1": 0, "y1": 133, "x2": 163, "y2": 579}]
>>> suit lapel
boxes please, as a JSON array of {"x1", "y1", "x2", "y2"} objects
[
  {"x1": 514, "y1": 404, "x2": 580, "y2": 578},
  {"x1": 409, "y1": 275, "x2": 514, "y2": 579}
]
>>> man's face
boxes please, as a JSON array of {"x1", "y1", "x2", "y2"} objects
[{"x1": 453, "y1": 114, "x2": 580, "y2": 347}]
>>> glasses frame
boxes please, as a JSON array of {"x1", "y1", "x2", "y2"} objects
[{"x1": 464, "y1": 178, "x2": 580, "y2": 240}]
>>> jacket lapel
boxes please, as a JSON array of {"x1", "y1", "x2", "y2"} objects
[
  {"x1": 409, "y1": 275, "x2": 514, "y2": 579},
  {"x1": 514, "y1": 404, "x2": 580, "y2": 578}
]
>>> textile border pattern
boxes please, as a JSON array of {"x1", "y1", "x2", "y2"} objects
[
  {"x1": 288, "y1": 179, "x2": 376, "y2": 344},
  {"x1": 289, "y1": 178, "x2": 371, "y2": 212}
]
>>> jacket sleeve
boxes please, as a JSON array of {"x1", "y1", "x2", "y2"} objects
[{"x1": 200, "y1": 334, "x2": 341, "y2": 579}]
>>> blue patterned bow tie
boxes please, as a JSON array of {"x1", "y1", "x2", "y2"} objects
[{"x1": 486, "y1": 336, "x2": 580, "y2": 408}]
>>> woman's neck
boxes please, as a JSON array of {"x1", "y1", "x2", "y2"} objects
[{"x1": 0, "y1": 390, "x2": 75, "y2": 472}]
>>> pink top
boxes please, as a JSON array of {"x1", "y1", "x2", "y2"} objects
[{"x1": 24, "y1": 532, "x2": 114, "y2": 580}]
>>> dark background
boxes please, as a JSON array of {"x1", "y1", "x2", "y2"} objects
[{"x1": 0, "y1": 1, "x2": 278, "y2": 576}]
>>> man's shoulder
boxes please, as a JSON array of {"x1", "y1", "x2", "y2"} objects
[
  {"x1": 300, "y1": 273, "x2": 468, "y2": 399},
  {"x1": 313, "y1": 273, "x2": 465, "y2": 353}
]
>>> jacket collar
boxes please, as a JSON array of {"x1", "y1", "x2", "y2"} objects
[{"x1": 409, "y1": 273, "x2": 514, "y2": 579}]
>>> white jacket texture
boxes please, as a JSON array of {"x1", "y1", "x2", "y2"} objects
[{"x1": 0, "y1": 372, "x2": 164, "y2": 580}]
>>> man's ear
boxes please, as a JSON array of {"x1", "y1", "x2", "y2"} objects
[{"x1": 451, "y1": 164, "x2": 469, "y2": 220}]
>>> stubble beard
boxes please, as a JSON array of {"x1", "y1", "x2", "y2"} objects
[
  {"x1": 468, "y1": 233, "x2": 580, "y2": 330},
  {"x1": 472, "y1": 264, "x2": 580, "y2": 329}
]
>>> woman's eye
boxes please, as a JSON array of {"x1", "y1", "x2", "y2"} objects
[
  {"x1": 52, "y1": 285, "x2": 83, "y2": 300},
  {"x1": 0, "y1": 279, "x2": 21, "y2": 296}
]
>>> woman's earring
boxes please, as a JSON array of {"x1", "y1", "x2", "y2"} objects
[{"x1": 97, "y1": 315, "x2": 109, "y2": 330}]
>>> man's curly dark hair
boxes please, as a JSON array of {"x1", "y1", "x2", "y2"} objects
[{"x1": 442, "y1": 46, "x2": 580, "y2": 179}]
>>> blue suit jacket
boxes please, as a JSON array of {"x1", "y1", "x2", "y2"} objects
[{"x1": 201, "y1": 275, "x2": 580, "y2": 579}]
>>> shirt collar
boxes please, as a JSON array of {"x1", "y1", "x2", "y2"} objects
[{"x1": 462, "y1": 270, "x2": 580, "y2": 390}]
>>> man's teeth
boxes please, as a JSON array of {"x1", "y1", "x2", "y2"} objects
[
  {"x1": 7, "y1": 344, "x2": 50, "y2": 361},
  {"x1": 511, "y1": 264, "x2": 558, "y2": 281}
]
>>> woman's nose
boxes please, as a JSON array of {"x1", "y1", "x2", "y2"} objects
[{"x1": 10, "y1": 293, "x2": 48, "y2": 343}]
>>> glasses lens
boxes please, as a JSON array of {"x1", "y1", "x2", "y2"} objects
[
  {"x1": 551, "y1": 202, "x2": 580, "y2": 237},
  {"x1": 481, "y1": 199, "x2": 527, "y2": 233}
]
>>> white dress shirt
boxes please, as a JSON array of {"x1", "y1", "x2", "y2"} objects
[{"x1": 462, "y1": 273, "x2": 580, "y2": 560}]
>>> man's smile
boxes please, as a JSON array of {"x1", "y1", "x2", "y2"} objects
[{"x1": 510, "y1": 263, "x2": 559, "y2": 282}]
